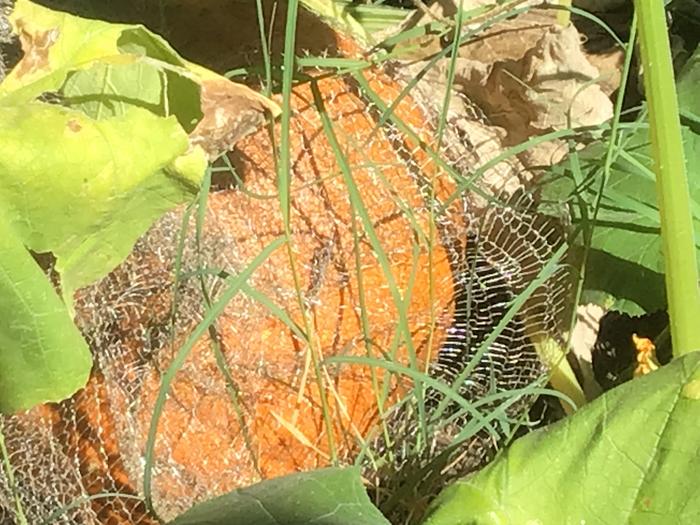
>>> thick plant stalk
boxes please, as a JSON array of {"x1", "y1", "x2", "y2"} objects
[
  {"x1": 557, "y1": 0, "x2": 571, "y2": 27},
  {"x1": 634, "y1": 1, "x2": 700, "y2": 356}
]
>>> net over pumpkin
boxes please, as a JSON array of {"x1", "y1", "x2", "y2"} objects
[{"x1": 0, "y1": 32, "x2": 567, "y2": 525}]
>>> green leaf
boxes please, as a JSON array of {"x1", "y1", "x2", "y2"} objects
[
  {"x1": 323, "y1": 0, "x2": 409, "y2": 34},
  {"x1": 595, "y1": 129, "x2": 700, "y2": 265},
  {"x1": 588, "y1": 126, "x2": 700, "y2": 313},
  {"x1": 0, "y1": 0, "x2": 203, "y2": 129},
  {"x1": 168, "y1": 467, "x2": 391, "y2": 525},
  {"x1": 0, "y1": 0, "x2": 207, "y2": 412},
  {"x1": 61, "y1": 56, "x2": 202, "y2": 130},
  {"x1": 539, "y1": 125, "x2": 700, "y2": 314},
  {"x1": 0, "y1": 218, "x2": 91, "y2": 413},
  {"x1": 0, "y1": 102, "x2": 204, "y2": 303},
  {"x1": 0, "y1": 1, "x2": 130, "y2": 104},
  {"x1": 0, "y1": 0, "x2": 278, "y2": 413},
  {"x1": 423, "y1": 352, "x2": 700, "y2": 525},
  {"x1": 677, "y1": 44, "x2": 700, "y2": 129}
]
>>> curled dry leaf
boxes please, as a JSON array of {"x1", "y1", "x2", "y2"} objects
[
  {"x1": 397, "y1": 8, "x2": 560, "y2": 201},
  {"x1": 400, "y1": 8, "x2": 613, "y2": 170},
  {"x1": 519, "y1": 24, "x2": 614, "y2": 131},
  {"x1": 470, "y1": 23, "x2": 613, "y2": 166},
  {"x1": 189, "y1": 77, "x2": 282, "y2": 159}
]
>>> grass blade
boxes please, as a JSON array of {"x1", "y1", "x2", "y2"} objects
[{"x1": 143, "y1": 236, "x2": 285, "y2": 514}]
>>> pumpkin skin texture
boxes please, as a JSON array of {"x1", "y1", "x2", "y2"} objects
[
  {"x1": 0, "y1": 4, "x2": 577, "y2": 521},
  {"x1": 0, "y1": 33, "x2": 569, "y2": 525},
  {"x1": 0, "y1": 59, "x2": 462, "y2": 523},
  {"x1": 121, "y1": 69, "x2": 459, "y2": 518}
]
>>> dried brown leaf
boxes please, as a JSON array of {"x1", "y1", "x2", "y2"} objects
[{"x1": 189, "y1": 78, "x2": 281, "y2": 159}]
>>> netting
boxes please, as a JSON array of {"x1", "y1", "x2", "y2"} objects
[
  {"x1": 362, "y1": 188, "x2": 570, "y2": 521},
  {"x1": 0, "y1": 42, "x2": 571, "y2": 525}
]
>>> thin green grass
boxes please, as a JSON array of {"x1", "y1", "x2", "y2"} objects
[
  {"x1": 542, "y1": 7, "x2": 639, "y2": 407},
  {"x1": 325, "y1": 355, "x2": 501, "y2": 436},
  {"x1": 142, "y1": 235, "x2": 285, "y2": 515},
  {"x1": 310, "y1": 79, "x2": 430, "y2": 443},
  {"x1": 369, "y1": 2, "x2": 534, "y2": 135},
  {"x1": 177, "y1": 268, "x2": 309, "y2": 343},
  {"x1": 255, "y1": 0, "x2": 273, "y2": 97},
  {"x1": 432, "y1": 242, "x2": 569, "y2": 424},
  {"x1": 277, "y1": 0, "x2": 339, "y2": 465},
  {"x1": 0, "y1": 419, "x2": 27, "y2": 525},
  {"x1": 307, "y1": 10, "x2": 580, "y2": 520},
  {"x1": 434, "y1": 1, "x2": 464, "y2": 147},
  {"x1": 555, "y1": 6, "x2": 679, "y2": 353},
  {"x1": 377, "y1": 380, "x2": 563, "y2": 516},
  {"x1": 348, "y1": 206, "x2": 392, "y2": 468},
  {"x1": 194, "y1": 167, "x2": 263, "y2": 479},
  {"x1": 426, "y1": 0, "x2": 469, "y2": 390},
  {"x1": 329, "y1": 96, "x2": 441, "y2": 399}
]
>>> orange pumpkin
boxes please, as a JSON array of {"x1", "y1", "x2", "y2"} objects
[{"x1": 1, "y1": 40, "x2": 471, "y2": 524}]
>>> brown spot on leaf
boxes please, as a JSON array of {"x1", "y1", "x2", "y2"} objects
[
  {"x1": 67, "y1": 119, "x2": 82, "y2": 132},
  {"x1": 13, "y1": 19, "x2": 59, "y2": 78}
]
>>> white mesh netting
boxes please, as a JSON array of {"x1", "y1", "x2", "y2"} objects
[{"x1": 0, "y1": 59, "x2": 571, "y2": 524}]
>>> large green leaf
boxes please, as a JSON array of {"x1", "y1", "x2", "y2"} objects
[
  {"x1": 60, "y1": 55, "x2": 202, "y2": 129},
  {"x1": 422, "y1": 352, "x2": 700, "y2": 525},
  {"x1": 0, "y1": 0, "x2": 217, "y2": 412},
  {"x1": 0, "y1": 0, "x2": 279, "y2": 413},
  {"x1": 0, "y1": 1, "x2": 278, "y2": 413},
  {"x1": 168, "y1": 467, "x2": 391, "y2": 525},
  {"x1": 593, "y1": 127, "x2": 700, "y2": 267},
  {"x1": 0, "y1": 218, "x2": 91, "y2": 412},
  {"x1": 0, "y1": 0, "x2": 205, "y2": 129},
  {"x1": 0, "y1": 0, "x2": 199, "y2": 116},
  {"x1": 583, "y1": 126, "x2": 699, "y2": 313},
  {"x1": 539, "y1": 123, "x2": 700, "y2": 314},
  {"x1": 0, "y1": 102, "x2": 202, "y2": 303},
  {"x1": 539, "y1": 44, "x2": 700, "y2": 315}
]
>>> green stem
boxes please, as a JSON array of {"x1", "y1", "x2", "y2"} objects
[
  {"x1": 634, "y1": 0, "x2": 700, "y2": 356},
  {"x1": 255, "y1": 0, "x2": 273, "y2": 97},
  {"x1": 557, "y1": 0, "x2": 571, "y2": 27}
]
